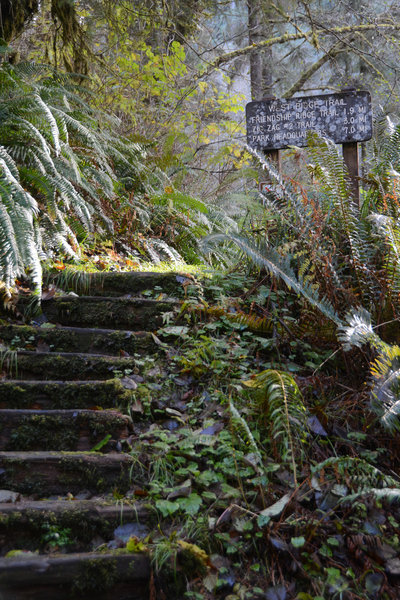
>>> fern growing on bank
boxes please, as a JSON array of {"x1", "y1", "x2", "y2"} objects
[
  {"x1": 201, "y1": 232, "x2": 341, "y2": 326},
  {"x1": 0, "y1": 59, "x2": 148, "y2": 294},
  {"x1": 243, "y1": 369, "x2": 308, "y2": 485},
  {"x1": 0, "y1": 57, "x2": 234, "y2": 295},
  {"x1": 205, "y1": 126, "x2": 400, "y2": 435}
]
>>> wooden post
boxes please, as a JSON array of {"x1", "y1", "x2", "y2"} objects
[
  {"x1": 341, "y1": 87, "x2": 360, "y2": 206},
  {"x1": 342, "y1": 141, "x2": 360, "y2": 206},
  {"x1": 262, "y1": 96, "x2": 281, "y2": 175},
  {"x1": 264, "y1": 148, "x2": 281, "y2": 174}
]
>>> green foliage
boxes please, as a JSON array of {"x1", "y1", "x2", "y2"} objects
[
  {"x1": 204, "y1": 127, "x2": 400, "y2": 435},
  {"x1": 243, "y1": 369, "x2": 308, "y2": 483},
  {"x1": 338, "y1": 308, "x2": 400, "y2": 433},
  {"x1": 201, "y1": 232, "x2": 341, "y2": 325},
  {"x1": 0, "y1": 55, "x2": 236, "y2": 293},
  {"x1": 0, "y1": 59, "x2": 147, "y2": 293}
]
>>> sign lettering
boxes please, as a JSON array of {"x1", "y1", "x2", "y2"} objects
[{"x1": 246, "y1": 91, "x2": 372, "y2": 150}]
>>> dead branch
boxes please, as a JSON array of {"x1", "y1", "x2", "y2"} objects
[{"x1": 200, "y1": 22, "x2": 400, "y2": 79}]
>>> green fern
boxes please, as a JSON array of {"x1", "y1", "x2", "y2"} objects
[
  {"x1": 338, "y1": 308, "x2": 400, "y2": 433},
  {"x1": 243, "y1": 369, "x2": 308, "y2": 485},
  {"x1": 0, "y1": 60, "x2": 152, "y2": 294},
  {"x1": 201, "y1": 232, "x2": 341, "y2": 326},
  {"x1": 312, "y1": 456, "x2": 398, "y2": 493},
  {"x1": 229, "y1": 399, "x2": 263, "y2": 469}
]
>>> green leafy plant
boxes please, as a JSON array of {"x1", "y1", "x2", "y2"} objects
[{"x1": 243, "y1": 369, "x2": 308, "y2": 485}]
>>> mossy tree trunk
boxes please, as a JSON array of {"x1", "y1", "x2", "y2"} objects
[{"x1": 0, "y1": 0, "x2": 39, "y2": 42}]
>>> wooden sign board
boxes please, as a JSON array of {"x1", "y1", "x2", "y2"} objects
[{"x1": 246, "y1": 91, "x2": 372, "y2": 151}]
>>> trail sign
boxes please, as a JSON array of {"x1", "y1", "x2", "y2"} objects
[{"x1": 246, "y1": 91, "x2": 372, "y2": 151}]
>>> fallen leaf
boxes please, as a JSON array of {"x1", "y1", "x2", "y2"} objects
[
  {"x1": 307, "y1": 415, "x2": 328, "y2": 436},
  {"x1": 258, "y1": 494, "x2": 291, "y2": 519},
  {"x1": 167, "y1": 479, "x2": 192, "y2": 500}
]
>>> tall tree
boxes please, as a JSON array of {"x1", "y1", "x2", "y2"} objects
[{"x1": 247, "y1": 0, "x2": 273, "y2": 100}]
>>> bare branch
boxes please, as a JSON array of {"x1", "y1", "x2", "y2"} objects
[
  {"x1": 283, "y1": 41, "x2": 346, "y2": 98},
  {"x1": 200, "y1": 22, "x2": 400, "y2": 79}
]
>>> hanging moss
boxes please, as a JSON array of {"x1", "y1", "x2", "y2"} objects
[
  {"x1": 50, "y1": 0, "x2": 89, "y2": 73},
  {"x1": 0, "y1": 0, "x2": 39, "y2": 42}
]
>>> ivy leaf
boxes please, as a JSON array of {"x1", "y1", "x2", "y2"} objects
[
  {"x1": 291, "y1": 536, "x2": 306, "y2": 548},
  {"x1": 155, "y1": 499, "x2": 179, "y2": 517},
  {"x1": 178, "y1": 493, "x2": 202, "y2": 516}
]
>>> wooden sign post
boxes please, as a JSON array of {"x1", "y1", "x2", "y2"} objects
[
  {"x1": 246, "y1": 90, "x2": 372, "y2": 206},
  {"x1": 342, "y1": 141, "x2": 360, "y2": 202},
  {"x1": 261, "y1": 95, "x2": 281, "y2": 175}
]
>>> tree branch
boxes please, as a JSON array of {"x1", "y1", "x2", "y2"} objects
[
  {"x1": 200, "y1": 22, "x2": 400, "y2": 79},
  {"x1": 282, "y1": 41, "x2": 346, "y2": 98}
]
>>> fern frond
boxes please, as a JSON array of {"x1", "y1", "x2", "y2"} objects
[
  {"x1": 370, "y1": 344, "x2": 400, "y2": 433},
  {"x1": 337, "y1": 307, "x2": 381, "y2": 351},
  {"x1": 369, "y1": 213, "x2": 400, "y2": 297},
  {"x1": 307, "y1": 132, "x2": 374, "y2": 303},
  {"x1": 229, "y1": 399, "x2": 263, "y2": 467},
  {"x1": 244, "y1": 369, "x2": 308, "y2": 483},
  {"x1": 312, "y1": 455, "x2": 398, "y2": 491},
  {"x1": 201, "y1": 233, "x2": 341, "y2": 326}
]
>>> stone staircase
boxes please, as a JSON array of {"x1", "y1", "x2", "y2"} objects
[{"x1": 0, "y1": 272, "x2": 185, "y2": 599}]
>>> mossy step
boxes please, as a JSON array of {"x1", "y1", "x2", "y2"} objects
[
  {"x1": 0, "y1": 379, "x2": 133, "y2": 410},
  {"x1": 41, "y1": 296, "x2": 179, "y2": 329},
  {"x1": 44, "y1": 269, "x2": 189, "y2": 297},
  {"x1": 0, "y1": 499, "x2": 150, "y2": 555},
  {"x1": 6, "y1": 351, "x2": 136, "y2": 380},
  {"x1": 0, "y1": 324, "x2": 158, "y2": 356},
  {"x1": 0, "y1": 451, "x2": 135, "y2": 496},
  {"x1": 0, "y1": 409, "x2": 132, "y2": 451},
  {"x1": 0, "y1": 551, "x2": 150, "y2": 599}
]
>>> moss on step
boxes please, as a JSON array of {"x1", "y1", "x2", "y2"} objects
[
  {"x1": 13, "y1": 352, "x2": 136, "y2": 381},
  {"x1": 1, "y1": 410, "x2": 131, "y2": 451},
  {"x1": 0, "y1": 324, "x2": 158, "y2": 356},
  {"x1": 72, "y1": 557, "x2": 119, "y2": 593},
  {"x1": 0, "y1": 452, "x2": 134, "y2": 496},
  {"x1": 40, "y1": 296, "x2": 178, "y2": 329},
  {"x1": 0, "y1": 379, "x2": 133, "y2": 410},
  {"x1": 44, "y1": 270, "x2": 183, "y2": 297},
  {"x1": 0, "y1": 500, "x2": 149, "y2": 555}
]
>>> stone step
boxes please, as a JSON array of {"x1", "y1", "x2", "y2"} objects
[
  {"x1": 0, "y1": 324, "x2": 158, "y2": 356},
  {"x1": 0, "y1": 451, "x2": 135, "y2": 496},
  {"x1": 5, "y1": 351, "x2": 136, "y2": 380},
  {"x1": 0, "y1": 379, "x2": 134, "y2": 410},
  {"x1": 0, "y1": 499, "x2": 151, "y2": 555},
  {"x1": 44, "y1": 269, "x2": 188, "y2": 297},
  {"x1": 0, "y1": 409, "x2": 132, "y2": 451},
  {"x1": 0, "y1": 551, "x2": 150, "y2": 599},
  {"x1": 41, "y1": 296, "x2": 178, "y2": 329}
]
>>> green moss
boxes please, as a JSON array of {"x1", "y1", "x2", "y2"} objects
[
  {"x1": 15, "y1": 352, "x2": 137, "y2": 380},
  {"x1": 0, "y1": 379, "x2": 132, "y2": 410},
  {"x1": 5, "y1": 410, "x2": 129, "y2": 451},
  {"x1": 0, "y1": 506, "x2": 122, "y2": 553},
  {"x1": 40, "y1": 297, "x2": 176, "y2": 329},
  {"x1": 8, "y1": 415, "x2": 79, "y2": 451},
  {"x1": 72, "y1": 558, "x2": 118, "y2": 593}
]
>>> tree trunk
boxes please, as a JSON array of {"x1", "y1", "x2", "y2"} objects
[
  {"x1": 0, "y1": 0, "x2": 39, "y2": 42},
  {"x1": 247, "y1": 0, "x2": 272, "y2": 100}
]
